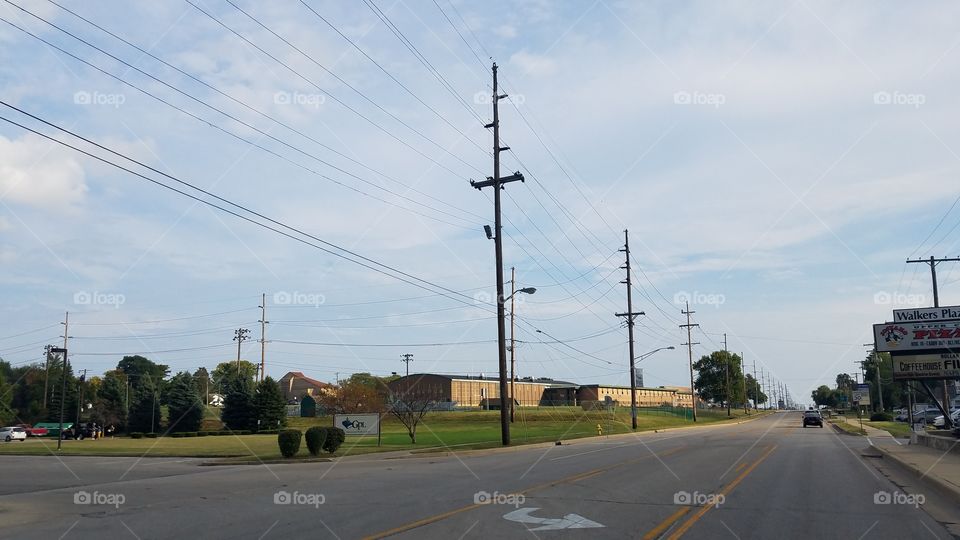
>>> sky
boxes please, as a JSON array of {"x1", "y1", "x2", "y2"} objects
[{"x1": 1, "y1": 0, "x2": 959, "y2": 407}]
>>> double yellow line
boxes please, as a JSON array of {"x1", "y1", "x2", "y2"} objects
[
  {"x1": 363, "y1": 446, "x2": 686, "y2": 539},
  {"x1": 644, "y1": 445, "x2": 778, "y2": 540}
]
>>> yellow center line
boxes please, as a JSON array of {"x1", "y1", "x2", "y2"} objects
[
  {"x1": 735, "y1": 462, "x2": 747, "y2": 472},
  {"x1": 363, "y1": 446, "x2": 686, "y2": 539},
  {"x1": 642, "y1": 507, "x2": 690, "y2": 540},
  {"x1": 662, "y1": 445, "x2": 778, "y2": 540}
]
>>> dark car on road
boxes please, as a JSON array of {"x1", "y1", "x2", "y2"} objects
[{"x1": 802, "y1": 410, "x2": 823, "y2": 428}]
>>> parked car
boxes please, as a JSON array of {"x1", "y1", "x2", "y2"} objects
[
  {"x1": 0, "y1": 426, "x2": 27, "y2": 442},
  {"x1": 933, "y1": 409, "x2": 960, "y2": 428},
  {"x1": 802, "y1": 410, "x2": 823, "y2": 428},
  {"x1": 15, "y1": 424, "x2": 48, "y2": 437}
]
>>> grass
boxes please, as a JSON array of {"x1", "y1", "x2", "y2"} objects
[
  {"x1": 829, "y1": 417, "x2": 867, "y2": 436},
  {"x1": 865, "y1": 421, "x2": 912, "y2": 438},
  {"x1": 0, "y1": 407, "x2": 767, "y2": 461}
]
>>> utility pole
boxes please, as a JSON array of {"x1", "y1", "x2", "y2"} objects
[
  {"x1": 723, "y1": 333, "x2": 731, "y2": 417},
  {"x1": 680, "y1": 301, "x2": 700, "y2": 421},
  {"x1": 510, "y1": 267, "x2": 516, "y2": 423},
  {"x1": 233, "y1": 328, "x2": 250, "y2": 375},
  {"x1": 259, "y1": 293, "x2": 268, "y2": 383},
  {"x1": 753, "y1": 359, "x2": 758, "y2": 410},
  {"x1": 470, "y1": 62, "x2": 524, "y2": 446},
  {"x1": 759, "y1": 368, "x2": 765, "y2": 409},
  {"x1": 741, "y1": 352, "x2": 748, "y2": 414},
  {"x1": 616, "y1": 230, "x2": 645, "y2": 430},
  {"x1": 906, "y1": 256, "x2": 960, "y2": 424},
  {"x1": 76, "y1": 369, "x2": 87, "y2": 428},
  {"x1": 401, "y1": 354, "x2": 414, "y2": 377}
]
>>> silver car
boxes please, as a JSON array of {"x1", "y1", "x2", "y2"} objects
[{"x1": 0, "y1": 426, "x2": 27, "y2": 442}]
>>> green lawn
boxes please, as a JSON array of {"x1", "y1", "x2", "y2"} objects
[
  {"x1": 829, "y1": 418, "x2": 866, "y2": 435},
  {"x1": 865, "y1": 421, "x2": 912, "y2": 438},
  {"x1": 0, "y1": 407, "x2": 766, "y2": 460}
]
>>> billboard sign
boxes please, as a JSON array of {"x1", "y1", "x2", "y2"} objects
[
  {"x1": 873, "y1": 321, "x2": 960, "y2": 352},
  {"x1": 891, "y1": 352, "x2": 960, "y2": 380},
  {"x1": 334, "y1": 414, "x2": 380, "y2": 437},
  {"x1": 892, "y1": 306, "x2": 960, "y2": 323}
]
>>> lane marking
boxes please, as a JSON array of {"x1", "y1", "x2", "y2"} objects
[
  {"x1": 642, "y1": 507, "x2": 690, "y2": 540},
  {"x1": 363, "y1": 446, "x2": 686, "y2": 539},
  {"x1": 662, "y1": 444, "x2": 778, "y2": 540}
]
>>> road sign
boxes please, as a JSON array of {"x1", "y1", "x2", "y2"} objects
[
  {"x1": 891, "y1": 351, "x2": 960, "y2": 380},
  {"x1": 852, "y1": 384, "x2": 870, "y2": 406},
  {"x1": 873, "y1": 320, "x2": 960, "y2": 352},
  {"x1": 334, "y1": 413, "x2": 380, "y2": 437},
  {"x1": 893, "y1": 306, "x2": 960, "y2": 323}
]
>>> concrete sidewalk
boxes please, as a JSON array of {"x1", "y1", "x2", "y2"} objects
[
  {"x1": 834, "y1": 415, "x2": 897, "y2": 440},
  {"x1": 873, "y1": 440, "x2": 960, "y2": 501}
]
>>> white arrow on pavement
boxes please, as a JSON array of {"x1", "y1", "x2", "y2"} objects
[{"x1": 503, "y1": 508, "x2": 605, "y2": 531}]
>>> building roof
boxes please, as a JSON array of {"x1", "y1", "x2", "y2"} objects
[
  {"x1": 580, "y1": 383, "x2": 683, "y2": 392},
  {"x1": 279, "y1": 371, "x2": 332, "y2": 388},
  {"x1": 393, "y1": 373, "x2": 577, "y2": 387}
]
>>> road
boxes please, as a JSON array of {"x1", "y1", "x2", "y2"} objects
[{"x1": 1, "y1": 412, "x2": 953, "y2": 539}]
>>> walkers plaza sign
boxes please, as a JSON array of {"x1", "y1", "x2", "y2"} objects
[{"x1": 874, "y1": 306, "x2": 960, "y2": 380}]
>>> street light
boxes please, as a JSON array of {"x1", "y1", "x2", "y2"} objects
[
  {"x1": 637, "y1": 346, "x2": 675, "y2": 362},
  {"x1": 507, "y1": 275, "x2": 535, "y2": 423},
  {"x1": 628, "y1": 346, "x2": 675, "y2": 424},
  {"x1": 50, "y1": 347, "x2": 67, "y2": 451}
]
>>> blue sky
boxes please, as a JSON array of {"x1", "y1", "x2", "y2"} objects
[{"x1": 2, "y1": 0, "x2": 959, "y2": 405}]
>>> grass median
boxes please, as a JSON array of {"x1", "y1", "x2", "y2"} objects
[{"x1": 0, "y1": 407, "x2": 768, "y2": 461}]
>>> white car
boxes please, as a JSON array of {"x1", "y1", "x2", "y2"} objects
[
  {"x1": 0, "y1": 427, "x2": 27, "y2": 442},
  {"x1": 932, "y1": 409, "x2": 960, "y2": 428}
]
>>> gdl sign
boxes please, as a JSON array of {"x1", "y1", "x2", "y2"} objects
[{"x1": 333, "y1": 414, "x2": 380, "y2": 437}]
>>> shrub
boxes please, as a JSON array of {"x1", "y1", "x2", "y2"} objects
[
  {"x1": 197, "y1": 431, "x2": 210, "y2": 437},
  {"x1": 870, "y1": 412, "x2": 893, "y2": 422},
  {"x1": 237, "y1": 430, "x2": 251, "y2": 435},
  {"x1": 278, "y1": 429, "x2": 302, "y2": 458},
  {"x1": 305, "y1": 427, "x2": 328, "y2": 456},
  {"x1": 146, "y1": 433, "x2": 158, "y2": 439},
  {"x1": 171, "y1": 432, "x2": 185, "y2": 438},
  {"x1": 185, "y1": 432, "x2": 198, "y2": 437},
  {"x1": 130, "y1": 432, "x2": 143, "y2": 439},
  {"x1": 323, "y1": 427, "x2": 346, "y2": 454}
]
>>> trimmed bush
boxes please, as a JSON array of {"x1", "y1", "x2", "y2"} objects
[
  {"x1": 171, "y1": 432, "x2": 185, "y2": 438},
  {"x1": 305, "y1": 427, "x2": 328, "y2": 456},
  {"x1": 238, "y1": 430, "x2": 251, "y2": 435},
  {"x1": 145, "y1": 433, "x2": 158, "y2": 439},
  {"x1": 130, "y1": 432, "x2": 143, "y2": 439},
  {"x1": 870, "y1": 412, "x2": 893, "y2": 422},
  {"x1": 323, "y1": 427, "x2": 346, "y2": 454},
  {"x1": 278, "y1": 429, "x2": 302, "y2": 458},
  {"x1": 197, "y1": 431, "x2": 210, "y2": 437},
  {"x1": 184, "y1": 432, "x2": 198, "y2": 437}
]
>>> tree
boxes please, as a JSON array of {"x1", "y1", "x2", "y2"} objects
[
  {"x1": 91, "y1": 370, "x2": 127, "y2": 430},
  {"x1": 745, "y1": 374, "x2": 767, "y2": 408},
  {"x1": 117, "y1": 355, "x2": 169, "y2": 382},
  {"x1": 387, "y1": 382, "x2": 443, "y2": 444},
  {"x1": 835, "y1": 373, "x2": 854, "y2": 392},
  {"x1": 166, "y1": 372, "x2": 204, "y2": 433},
  {"x1": 221, "y1": 379, "x2": 255, "y2": 431},
  {"x1": 693, "y1": 351, "x2": 745, "y2": 407},
  {"x1": 0, "y1": 368, "x2": 13, "y2": 426},
  {"x1": 193, "y1": 368, "x2": 211, "y2": 404},
  {"x1": 211, "y1": 361, "x2": 257, "y2": 396},
  {"x1": 811, "y1": 385, "x2": 838, "y2": 408},
  {"x1": 128, "y1": 373, "x2": 161, "y2": 433},
  {"x1": 319, "y1": 377, "x2": 386, "y2": 415},
  {"x1": 253, "y1": 377, "x2": 287, "y2": 431},
  {"x1": 861, "y1": 352, "x2": 901, "y2": 411},
  {"x1": 46, "y1": 357, "x2": 78, "y2": 424}
]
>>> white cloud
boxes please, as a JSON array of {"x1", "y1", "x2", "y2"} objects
[{"x1": 0, "y1": 133, "x2": 87, "y2": 210}]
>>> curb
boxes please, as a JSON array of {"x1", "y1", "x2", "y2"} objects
[{"x1": 872, "y1": 444, "x2": 960, "y2": 504}]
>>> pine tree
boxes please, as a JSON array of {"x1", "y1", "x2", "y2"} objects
[
  {"x1": 46, "y1": 359, "x2": 78, "y2": 424},
  {"x1": 166, "y1": 372, "x2": 204, "y2": 433},
  {"x1": 128, "y1": 374, "x2": 161, "y2": 433},
  {"x1": 253, "y1": 377, "x2": 287, "y2": 431},
  {"x1": 221, "y1": 379, "x2": 254, "y2": 431}
]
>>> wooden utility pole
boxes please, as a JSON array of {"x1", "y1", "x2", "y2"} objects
[
  {"x1": 43, "y1": 344, "x2": 52, "y2": 409},
  {"x1": 741, "y1": 352, "x2": 748, "y2": 414},
  {"x1": 680, "y1": 302, "x2": 700, "y2": 421},
  {"x1": 401, "y1": 353, "x2": 414, "y2": 377},
  {"x1": 723, "y1": 333, "x2": 731, "y2": 417},
  {"x1": 259, "y1": 294, "x2": 268, "y2": 382},
  {"x1": 233, "y1": 328, "x2": 250, "y2": 375},
  {"x1": 470, "y1": 62, "x2": 524, "y2": 446},
  {"x1": 616, "y1": 230, "x2": 644, "y2": 430}
]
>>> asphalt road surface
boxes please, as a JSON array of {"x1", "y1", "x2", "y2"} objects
[{"x1": 1, "y1": 412, "x2": 955, "y2": 539}]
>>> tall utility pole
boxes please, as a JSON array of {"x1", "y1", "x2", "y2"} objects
[
  {"x1": 401, "y1": 353, "x2": 414, "y2": 377},
  {"x1": 906, "y1": 256, "x2": 960, "y2": 423},
  {"x1": 753, "y1": 359, "x2": 758, "y2": 410},
  {"x1": 741, "y1": 352, "x2": 748, "y2": 414},
  {"x1": 259, "y1": 294, "x2": 268, "y2": 383},
  {"x1": 723, "y1": 333, "x2": 731, "y2": 417},
  {"x1": 43, "y1": 344, "x2": 53, "y2": 409},
  {"x1": 680, "y1": 302, "x2": 700, "y2": 421},
  {"x1": 470, "y1": 62, "x2": 524, "y2": 446},
  {"x1": 509, "y1": 268, "x2": 517, "y2": 423},
  {"x1": 616, "y1": 230, "x2": 645, "y2": 430},
  {"x1": 759, "y1": 368, "x2": 765, "y2": 409},
  {"x1": 233, "y1": 328, "x2": 250, "y2": 375}
]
